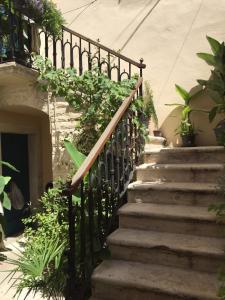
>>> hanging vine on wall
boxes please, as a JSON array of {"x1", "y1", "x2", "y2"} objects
[{"x1": 33, "y1": 55, "x2": 147, "y2": 155}]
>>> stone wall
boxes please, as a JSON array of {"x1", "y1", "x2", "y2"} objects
[{"x1": 48, "y1": 99, "x2": 81, "y2": 180}]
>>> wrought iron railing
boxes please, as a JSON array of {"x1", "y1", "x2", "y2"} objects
[
  {"x1": 65, "y1": 78, "x2": 144, "y2": 299},
  {"x1": 0, "y1": 1, "x2": 146, "y2": 83}
]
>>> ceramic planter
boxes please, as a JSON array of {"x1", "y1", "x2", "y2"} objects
[{"x1": 181, "y1": 133, "x2": 195, "y2": 147}]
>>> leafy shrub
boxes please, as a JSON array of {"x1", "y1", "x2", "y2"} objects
[
  {"x1": 33, "y1": 55, "x2": 146, "y2": 155},
  {"x1": 7, "y1": 185, "x2": 68, "y2": 299}
]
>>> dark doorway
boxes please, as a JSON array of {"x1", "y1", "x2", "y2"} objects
[{"x1": 1, "y1": 133, "x2": 30, "y2": 236}]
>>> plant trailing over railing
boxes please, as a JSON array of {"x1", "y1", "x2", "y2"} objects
[
  {"x1": 2, "y1": 0, "x2": 65, "y2": 37},
  {"x1": 34, "y1": 55, "x2": 146, "y2": 155}
]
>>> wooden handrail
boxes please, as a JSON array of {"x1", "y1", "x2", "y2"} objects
[
  {"x1": 70, "y1": 77, "x2": 143, "y2": 192},
  {"x1": 62, "y1": 26, "x2": 146, "y2": 69}
]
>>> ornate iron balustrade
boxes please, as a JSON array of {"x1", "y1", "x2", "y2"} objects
[
  {"x1": 65, "y1": 78, "x2": 144, "y2": 299},
  {"x1": 0, "y1": 0, "x2": 33, "y2": 65},
  {"x1": 0, "y1": 1, "x2": 146, "y2": 84}
]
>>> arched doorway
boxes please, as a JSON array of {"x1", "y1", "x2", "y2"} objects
[{"x1": 0, "y1": 106, "x2": 52, "y2": 236}]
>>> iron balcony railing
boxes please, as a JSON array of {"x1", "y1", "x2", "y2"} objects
[
  {"x1": 0, "y1": 0, "x2": 146, "y2": 85},
  {"x1": 65, "y1": 78, "x2": 144, "y2": 299}
]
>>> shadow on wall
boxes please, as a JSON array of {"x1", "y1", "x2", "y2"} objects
[{"x1": 160, "y1": 86, "x2": 223, "y2": 147}]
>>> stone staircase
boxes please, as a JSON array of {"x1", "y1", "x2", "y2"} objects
[{"x1": 91, "y1": 146, "x2": 225, "y2": 300}]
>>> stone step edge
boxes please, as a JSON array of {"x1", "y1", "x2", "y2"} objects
[
  {"x1": 128, "y1": 181, "x2": 218, "y2": 193},
  {"x1": 107, "y1": 228, "x2": 225, "y2": 258},
  {"x1": 144, "y1": 146, "x2": 225, "y2": 154},
  {"x1": 136, "y1": 163, "x2": 224, "y2": 171},
  {"x1": 92, "y1": 260, "x2": 217, "y2": 300},
  {"x1": 146, "y1": 136, "x2": 166, "y2": 145},
  {"x1": 118, "y1": 203, "x2": 217, "y2": 223}
]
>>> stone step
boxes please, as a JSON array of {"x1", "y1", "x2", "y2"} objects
[
  {"x1": 128, "y1": 181, "x2": 223, "y2": 206},
  {"x1": 144, "y1": 146, "x2": 225, "y2": 164},
  {"x1": 108, "y1": 228, "x2": 225, "y2": 273},
  {"x1": 136, "y1": 163, "x2": 224, "y2": 183},
  {"x1": 92, "y1": 260, "x2": 218, "y2": 300},
  {"x1": 119, "y1": 203, "x2": 225, "y2": 238},
  {"x1": 144, "y1": 136, "x2": 166, "y2": 151}
]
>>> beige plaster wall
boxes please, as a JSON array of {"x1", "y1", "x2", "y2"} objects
[{"x1": 54, "y1": 0, "x2": 225, "y2": 145}]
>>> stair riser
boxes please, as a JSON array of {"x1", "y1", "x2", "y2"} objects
[
  {"x1": 109, "y1": 244, "x2": 223, "y2": 274},
  {"x1": 120, "y1": 215, "x2": 225, "y2": 238},
  {"x1": 136, "y1": 168, "x2": 223, "y2": 183},
  {"x1": 145, "y1": 152, "x2": 225, "y2": 164},
  {"x1": 128, "y1": 189, "x2": 223, "y2": 207},
  {"x1": 92, "y1": 282, "x2": 215, "y2": 300}
]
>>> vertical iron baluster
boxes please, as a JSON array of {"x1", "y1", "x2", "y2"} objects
[
  {"x1": 115, "y1": 128, "x2": 121, "y2": 196},
  {"x1": 66, "y1": 191, "x2": 76, "y2": 300},
  {"x1": 120, "y1": 119, "x2": 125, "y2": 189},
  {"x1": 103, "y1": 146, "x2": 109, "y2": 233},
  {"x1": 107, "y1": 52, "x2": 111, "y2": 79},
  {"x1": 45, "y1": 33, "x2": 49, "y2": 58},
  {"x1": 96, "y1": 156, "x2": 104, "y2": 246},
  {"x1": 61, "y1": 29, "x2": 65, "y2": 68},
  {"x1": 110, "y1": 138, "x2": 116, "y2": 216},
  {"x1": 79, "y1": 37, "x2": 83, "y2": 75},
  {"x1": 70, "y1": 33, "x2": 73, "y2": 68},
  {"x1": 88, "y1": 42, "x2": 92, "y2": 70},
  {"x1": 88, "y1": 169, "x2": 94, "y2": 268},
  {"x1": 98, "y1": 47, "x2": 101, "y2": 70},
  {"x1": 128, "y1": 63, "x2": 131, "y2": 79},
  {"x1": 124, "y1": 113, "x2": 130, "y2": 182},
  {"x1": 80, "y1": 180, "x2": 86, "y2": 281},
  {"x1": 139, "y1": 58, "x2": 144, "y2": 96},
  {"x1": 53, "y1": 37, "x2": 57, "y2": 68},
  {"x1": 118, "y1": 57, "x2": 121, "y2": 81},
  {"x1": 8, "y1": 0, "x2": 15, "y2": 61}
]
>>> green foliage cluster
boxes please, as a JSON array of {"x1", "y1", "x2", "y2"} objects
[
  {"x1": 40, "y1": 0, "x2": 65, "y2": 38},
  {"x1": 0, "y1": 161, "x2": 18, "y2": 246},
  {"x1": 7, "y1": 186, "x2": 68, "y2": 299},
  {"x1": 6, "y1": 143, "x2": 102, "y2": 299},
  {"x1": 143, "y1": 81, "x2": 158, "y2": 128},
  {"x1": 1, "y1": 0, "x2": 65, "y2": 38},
  {"x1": 33, "y1": 55, "x2": 146, "y2": 155},
  {"x1": 166, "y1": 85, "x2": 202, "y2": 137},
  {"x1": 197, "y1": 36, "x2": 225, "y2": 123}
]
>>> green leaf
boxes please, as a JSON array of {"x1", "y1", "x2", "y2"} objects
[
  {"x1": 181, "y1": 106, "x2": 191, "y2": 120},
  {"x1": 197, "y1": 53, "x2": 216, "y2": 66},
  {"x1": 72, "y1": 195, "x2": 81, "y2": 205},
  {"x1": 2, "y1": 192, "x2": 11, "y2": 210},
  {"x1": 0, "y1": 177, "x2": 5, "y2": 195},
  {"x1": 3, "y1": 176, "x2": 11, "y2": 186},
  {"x1": 0, "y1": 161, "x2": 19, "y2": 172},
  {"x1": 206, "y1": 36, "x2": 221, "y2": 55},
  {"x1": 175, "y1": 85, "x2": 190, "y2": 103},
  {"x1": 209, "y1": 106, "x2": 218, "y2": 122},
  {"x1": 64, "y1": 139, "x2": 87, "y2": 170}
]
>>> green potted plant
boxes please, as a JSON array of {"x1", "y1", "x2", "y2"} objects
[
  {"x1": 166, "y1": 84, "x2": 201, "y2": 147},
  {"x1": 197, "y1": 36, "x2": 225, "y2": 145},
  {"x1": 13, "y1": 0, "x2": 65, "y2": 38},
  {"x1": 143, "y1": 81, "x2": 160, "y2": 136}
]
